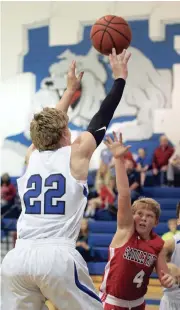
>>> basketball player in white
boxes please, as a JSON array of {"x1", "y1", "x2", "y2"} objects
[
  {"x1": 160, "y1": 202, "x2": 180, "y2": 310},
  {"x1": 1, "y1": 48, "x2": 131, "y2": 310}
]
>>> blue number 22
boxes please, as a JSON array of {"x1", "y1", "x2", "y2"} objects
[{"x1": 23, "y1": 174, "x2": 66, "y2": 215}]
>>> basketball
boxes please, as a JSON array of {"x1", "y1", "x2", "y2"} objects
[{"x1": 90, "y1": 15, "x2": 132, "y2": 55}]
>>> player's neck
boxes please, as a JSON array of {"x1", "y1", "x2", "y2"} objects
[
  {"x1": 59, "y1": 141, "x2": 71, "y2": 148},
  {"x1": 139, "y1": 232, "x2": 151, "y2": 240}
]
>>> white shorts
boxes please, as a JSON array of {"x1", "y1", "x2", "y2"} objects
[
  {"x1": 1, "y1": 238, "x2": 103, "y2": 310},
  {"x1": 159, "y1": 295, "x2": 180, "y2": 310}
]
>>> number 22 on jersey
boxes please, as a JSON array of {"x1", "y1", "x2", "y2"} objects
[{"x1": 23, "y1": 174, "x2": 66, "y2": 215}]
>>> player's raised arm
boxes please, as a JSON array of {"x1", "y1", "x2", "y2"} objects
[
  {"x1": 25, "y1": 62, "x2": 83, "y2": 166},
  {"x1": 56, "y1": 60, "x2": 84, "y2": 113},
  {"x1": 73, "y1": 48, "x2": 131, "y2": 159},
  {"x1": 104, "y1": 132, "x2": 133, "y2": 228}
]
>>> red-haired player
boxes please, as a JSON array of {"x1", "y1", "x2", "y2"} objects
[{"x1": 100, "y1": 132, "x2": 174, "y2": 310}]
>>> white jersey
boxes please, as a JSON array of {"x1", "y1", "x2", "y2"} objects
[
  {"x1": 163, "y1": 233, "x2": 180, "y2": 301},
  {"x1": 16, "y1": 146, "x2": 88, "y2": 240}
]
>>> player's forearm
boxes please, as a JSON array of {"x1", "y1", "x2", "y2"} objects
[
  {"x1": 115, "y1": 156, "x2": 130, "y2": 196},
  {"x1": 55, "y1": 89, "x2": 75, "y2": 113},
  {"x1": 87, "y1": 78, "x2": 125, "y2": 146},
  {"x1": 115, "y1": 156, "x2": 132, "y2": 226}
]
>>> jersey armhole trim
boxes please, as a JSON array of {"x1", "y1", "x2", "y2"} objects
[
  {"x1": 68, "y1": 146, "x2": 88, "y2": 185},
  {"x1": 110, "y1": 230, "x2": 135, "y2": 249}
]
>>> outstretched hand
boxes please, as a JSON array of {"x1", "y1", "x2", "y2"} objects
[
  {"x1": 104, "y1": 132, "x2": 131, "y2": 158},
  {"x1": 109, "y1": 48, "x2": 131, "y2": 80},
  {"x1": 67, "y1": 60, "x2": 84, "y2": 92},
  {"x1": 160, "y1": 270, "x2": 174, "y2": 288}
]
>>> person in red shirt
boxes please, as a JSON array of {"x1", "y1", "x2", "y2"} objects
[
  {"x1": 124, "y1": 150, "x2": 137, "y2": 168},
  {"x1": 1, "y1": 173, "x2": 16, "y2": 208},
  {"x1": 85, "y1": 174, "x2": 117, "y2": 217},
  {"x1": 100, "y1": 132, "x2": 174, "y2": 310},
  {"x1": 152, "y1": 135, "x2": 174, "y2": 185}
]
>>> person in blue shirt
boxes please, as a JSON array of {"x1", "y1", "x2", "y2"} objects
[{"x1": 136, "y1": 148, "x2": 151, "y2": 186}]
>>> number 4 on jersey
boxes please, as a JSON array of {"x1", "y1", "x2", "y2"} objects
[{"x1": 133, "y1": 270, "x2": 145, "y2": 288}]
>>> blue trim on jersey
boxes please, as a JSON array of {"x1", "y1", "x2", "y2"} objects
[
  {"x1": 83, "y1": 186, "x2": 88, "y2": 198},
  {"x1": 177, "y1": 240, "x2": 180, "y2": 244},
  {"x1": 74, "y1": 263, "x2": 101, "y2": 303}
]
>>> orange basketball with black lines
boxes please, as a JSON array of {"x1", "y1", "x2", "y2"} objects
[{"x1": 90, "y1": 15, "x2": 132, "y2": 55}]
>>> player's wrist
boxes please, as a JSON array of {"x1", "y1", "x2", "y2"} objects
[
  {"x1": 114, "y1": 155, "x2": 125, "y2": 160},
  {"x1": 66, "y1": 88, "x2": 76, "y2": 95},
  {"x1": 115, "y1": 74, "x2": 127, "y2": 81}
]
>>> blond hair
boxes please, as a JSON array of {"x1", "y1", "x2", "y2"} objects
[
  {"x1": 132, "y1": 197, "x2": 161, "y2": 220},
  {"x1": 95, "y1": 161, "x2": 111, "y2": 192},
  {"x1": 30, "y1": 107, "x2": 68, "y2": 151}
]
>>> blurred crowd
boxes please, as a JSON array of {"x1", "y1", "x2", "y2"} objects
[{"x1": 84, "y1": 135, "x2": 180, "y2": 219}]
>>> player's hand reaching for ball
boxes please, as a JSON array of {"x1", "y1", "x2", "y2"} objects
[
  {"x1": 67, "y1": 60, "x2": 84, "y2": 93},
  {"x1": 104, "y1": 132, "x2": 131, "y2": 159},
  {"x1": 109, "y1": 48, "x2": 131, "y2": 80}
]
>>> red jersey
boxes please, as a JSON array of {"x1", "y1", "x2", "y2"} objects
[{"x1": 100, "y1": 231, "x2": 164, "y2": 301}]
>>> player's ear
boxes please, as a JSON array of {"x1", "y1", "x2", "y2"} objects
[{"x1": 61, "y1": 127, "x2": 70, "y2": 143}]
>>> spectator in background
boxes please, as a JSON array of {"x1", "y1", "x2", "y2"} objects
[
  {"x1": 162, "y1": 218, "x2": 180, "y2": 241},
  {"x1": 85, "y1": 173, "x2": 117, "y2": 217},
  {"x1": 100, "y1": 148, "x2": 112, "y2": 166},
  {"x1": 167, "y1": 141, "x2": 180, "y2": 187},
  {"x1": 124, "y1": 150, "x2": 137, "y2": 168},
  {"x1": 108, "y1": 150, "x2": 136, "y2": 178},
  {"x1": 94, "y1": 160, "x2": 111, "y2": 194},
  {"x1": 152, "y1": 135, "x2": 174, "y2": 185},
  {"x1": 136, "y1": 148, "x2": 151, "y2": 186},
  {"x1": 101, "y1": 147, "x2": 136, "y2": 168},
  {"x1": 1, "y1": 173, "x2": 16, "y2": 209},
  {"x1": 85, "y1": 160, "x2": 111, "y2": 217},
  {"x1": 76, "y1": 219, "x2": 93, "y2": 262},
  {"x1": 124, "y1": 159, "x2": 141, "y2": 202},
  {"x1": 99, "y1": 175, "x2": 117, "y2": 208}
]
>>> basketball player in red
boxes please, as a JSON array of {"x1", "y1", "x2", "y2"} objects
[{"x1": 99, "y1": 132, "x2": 174, "y2": 310}]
